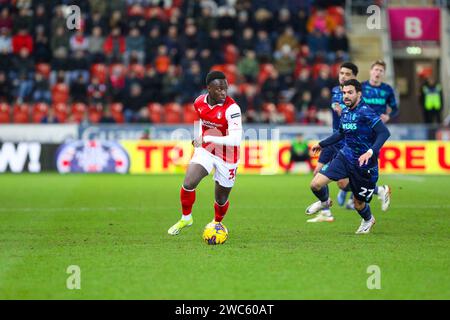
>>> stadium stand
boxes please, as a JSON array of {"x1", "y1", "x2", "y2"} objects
[{"x1": 0, "y1": 0, "x2": 348, "y2": 125}]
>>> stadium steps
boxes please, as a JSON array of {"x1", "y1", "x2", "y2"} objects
[{"x1": 348, "y1": 16, "x2": 383, "y2": 80}]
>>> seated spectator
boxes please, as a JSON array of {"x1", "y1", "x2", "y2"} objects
[
  {"x1": 108, "y1": 63, "x2": 126, "y2": 101},
  {"x1": 306, "y1": 28, "x2": 329, "y2": 63},
  {"x1": 70, "y1": 74, "x2": 88, "y2": 103},
  {"x1": 123, "y1": 83, "x2": 147, "y2": 122},
  {"x1": 13, "y1": 8, "x2": 33, "y2": 34},
  {"x1": 255, "y1": 30, "x2": 272, "y2": 61},
  {"x1": 34, "y1": 26, "x2": 51, "y2": 63},
  {"x1": 154, "y1": 45, "x2": 171, "y2": 74},
  {"x1": 235, "y1": 84, "x2": 263, "y2": 123},
  {"x1": 180, "y1": 48, "x2": 198, "y2": 72},
  {"x1": 314, "y1": 87, "x2": 332, "y2": 126},
  {"x1": 41, "y1": 107, "x2": 59, "y2": 123},
  {"x1": 198, "y1": 48, "x2": 215, "y2": 79},
  {"x1": 275, "y1": 8, "x2": 293, "y2": 35},
  {"x1": 32, "y1": 72, "x2": 51, "y2": 104},
  {"x1": 0, "y1": 8, "x2": 13, "y2": 33},
  {"x1": 12, "y1": 28, "x2": 33, "y2": 54},
  {"x1": 295, "y1": 90, "x2": 313, "y2": 120},
  {"x1": 10, "y1": 47, "x2": 34, "y2": 103},
  {"x1": 328, "y1": 25, "x2": 349, "y2": 63},
  {"x1": 70, "y1": 30, "x2": 89, "y2": 53},
  {"x1": 302, "y1": 106, "x2": 322, "y2": 124},
  {"x1": 164, "y1": 25, "x2": 181, "y2": 63},
  {"x1": 161, "y1": 65, "x2": 180, "y2": 103},
  {"x1": 306, "y1": 8, "x2": 336, "y2": 34},
  {"x1": 274, "y1": 44, "x2": 296, "y2": 89},
  {"x1": 0, "y1": 70, "x2": 12, "y2": 102},
  {"x1": 313, "y1": 66, "x2": 335, "y2": 97},
  {"x1": 145, "y1": 27, "x2": 163, "y2": 64},
  {"x1": 88, "y1": 26, "x2": 106, "y2": 63},
  {"x1": 100, "y1": 105, "x2": 116, "y2": 123},
  {"x1": 50, "y1": 26, "x2": 69, "y2": 53},
  {"x1": 87, "y1": 76, "x2": 108, "y2": 105},
  {"x1": 104, "y1": 27, "x2": 126, "y2": 63},
  {"x1": 276, "y1": 26, "x2": 299, "y2": 53},
  {"x1": 261, "y1": 69, "x2": 281, "y2": 105},
  {"x1": 293, "y1": 69, "x2": 314, "y2": 104},
  {"x1": 68, "y1": 50, "x2": 90, "y2": 84},
  {"x1": 86, "y1": 11, "x2": 108, "y2": 34},
  {"x1": 179, "y1": 62, "x2": 203, "y2": 103},
  {"x1": 237, "y1": 50, "x2": 259, "y2": 82},
  {"x1": 124, "y1": 27, "x2": 145, "y2": 66},
  {"x1": 237, "y1": 27, "x2": 255, "y2": 53},
  {"x1": 50, "y1": 47, "x2": 70, "y2": 85},
  {"x1": 0, "y1": 27, "x2": 12, "y2": 54}
]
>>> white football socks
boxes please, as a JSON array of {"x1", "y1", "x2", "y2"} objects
[{"x1": 181, "y1": 214, "x2": 192, "y2": 221}]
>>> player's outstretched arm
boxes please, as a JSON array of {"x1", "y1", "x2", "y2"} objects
[{"x1": 318, "y1": 131, "x2": 345, "y2": 149}]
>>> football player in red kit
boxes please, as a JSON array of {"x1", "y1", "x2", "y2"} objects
[{"x1": 168, "y1": 71, "x2": 243, "y2": 235}]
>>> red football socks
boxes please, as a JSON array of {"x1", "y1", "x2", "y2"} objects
[
  {"x1": 180, "y1": 186, "x2": 196, "y2": 215},
  {"x1": 214, "y1": 201, "x2": 229, "y2": 222}
]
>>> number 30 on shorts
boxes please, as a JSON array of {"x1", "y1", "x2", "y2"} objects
[
  {"x1": 358, "y1": 187, "x2": 374, "y2": 199},
  {"x1": 228, "y1": 168, "x2": 237, "y2": 180}
]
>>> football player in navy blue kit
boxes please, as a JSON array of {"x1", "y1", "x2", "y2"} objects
[
  {"x1": 306, "y1": 79, "x2": 390, "y2": 234},
  {"x1": 340, "y1": 60, "x2": 395, "y2": 211},
  {"x1": 307, "y1": 62, "x2": 358, "y2": 223}
]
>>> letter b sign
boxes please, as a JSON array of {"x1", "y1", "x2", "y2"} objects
[{"x1": 405, "y1": 17, "x2": 422, "y2": 39}]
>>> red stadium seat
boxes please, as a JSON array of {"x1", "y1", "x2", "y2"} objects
[
  {"x1": 71, "y1": 102, "x2": 87, "y2": 123},
  {"x1": 277, "y1": 102, "x2": 296, "y2": 124},
  {"x1": 88, "y1": 104, "x2": 103, "y2": 124},
  {"x1": 109, "y1": 63, "x2": 127, "y2": 79},
  {"x1": 32, "y1": 102, "x2": 49, "y2": 123},
  {"x1": 183, "y1": 103, "x2": 198, "y2": 124},
  {"x1": 36, "y1": 63, "x2": 51, "y2": 78},
  {"x1": 224, "y1": 44, "x2": 239, "y2": 64},
  {"x1": 223, "y1": 64, "x2": 238, "y2": 85},
  {"x1": 110, "y1": 102, "x2": 124, "y2": 123},
  {"x1": 51, "y1": 82, "x2": 70, "y2": 104},
  {"x1": 164, "y1": 102, "x2": 182, "y2": 124},
  {"x1": 128, "y1": 63, "x2": 146, "y2": 78},
  {"x1": 12, "y1": 103, "x2": 30, "y2": 123},
  {"x1": 0, "y1": 102, "x2": 10, "y2": 123},
  {"x1": 258, "y1": 63, "x2": 274, "y2": 85},
  {"x1": 91, "y1": 63, "x2": 108, "y2": 84},
  {"x1": 148, "y1": 102, "x2": 163, "y2": 123},
  {"x1": 312, "y1": 63, "x2": 328, "y2": 80},
  {"x1": 53, "y1": 103, "x2": 69, "y2": 123}
]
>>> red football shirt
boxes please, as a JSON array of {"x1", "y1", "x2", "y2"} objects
[{"x1": 194, "y1": 94, "x2": 242, "y2": 164}]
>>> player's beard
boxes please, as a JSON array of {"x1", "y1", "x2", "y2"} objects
[{"x1": 345, "y1": 98, "x2": 357, "y2": 109}]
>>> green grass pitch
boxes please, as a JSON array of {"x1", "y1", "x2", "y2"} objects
[{"x1": 0, "y1": 173, "x2": 449, "y2": 299}]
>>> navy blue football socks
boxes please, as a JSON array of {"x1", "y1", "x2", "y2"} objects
[
  {"x1": 312, "y1": 185, "x2": 329, "y2": 203},
  {"x1": 357, "y1": 203, "x2": 372, "y2": 221}
]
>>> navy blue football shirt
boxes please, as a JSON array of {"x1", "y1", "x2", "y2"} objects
[
  {"x1": 361, "y1": 81, "x2": 398, "y2": 117},
  {"x1": 339, "y1": 100, "x2": 381, "y2": 168}
]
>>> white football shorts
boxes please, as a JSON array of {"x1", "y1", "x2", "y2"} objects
[{"x1": 190, "y1": 147, "x2": 238, "y2": 188}]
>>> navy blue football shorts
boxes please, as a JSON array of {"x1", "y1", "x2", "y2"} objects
[{"x1": 319, "y1": 152, "x2": 379, "y2": 202}]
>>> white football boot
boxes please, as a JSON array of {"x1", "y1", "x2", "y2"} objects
[
  {"x1": 355, "y1": 216, "x2": 376, "y2": 234},
  {"x1": 377, "y1": 185, "x2": 391, "y2": 212},
  {"x1": 307, "y1": 210, "x2": 335, "y2": 223},
  {"x1": 305, "y1": 199, "x2": 332, "y2": 215}
]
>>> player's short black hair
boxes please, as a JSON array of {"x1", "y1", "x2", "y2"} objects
[
  {"x1": 206, "y1": 71, "x2": 226, "y2": 86},
  {"x1": 340, "y1": 62, "x2": 359, "y2": 76},
  {"x1": 342, "y1": 79, "x2": 362, "y2": 92}
]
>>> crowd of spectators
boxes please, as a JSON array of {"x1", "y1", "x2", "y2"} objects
[{"x1": 0, "y1": 0, "x2": 348, "y2": 124}]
